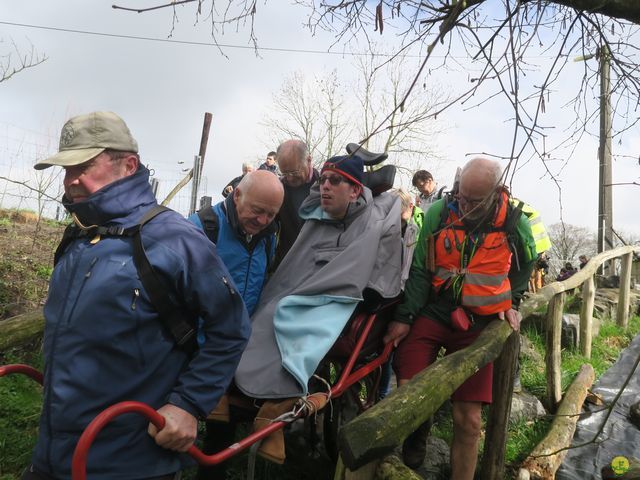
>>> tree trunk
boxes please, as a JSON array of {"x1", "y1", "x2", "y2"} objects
[
  {"x1": 545, "y1": 292, "x2": 565, "y2": 411},
  {"x1": 579, "y1": 275, "x2": 596, "y2": 358},
  {"x1": 616, "y1": 252, "x2": 632, "y2": 329},
  {"x1": 480, "y1": 330, "x2": 519, "y2": 480},
  {"x1": 0, "y1": 310, "x2": 44, "y2": 351},
  {"x1": 338, "y1": 320, "x2": 513, "y2": 470},
  {"x1": 519, "y1": 364, "x2": 595, "y2": 480}
]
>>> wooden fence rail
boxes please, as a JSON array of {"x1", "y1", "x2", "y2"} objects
[{"x1": 530, "y1": 245, "x2": 639, "y2": 410}]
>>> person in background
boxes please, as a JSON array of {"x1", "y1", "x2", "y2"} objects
[
  {"x1": 377, "y1": 188, "x2": 424, "y2": 400},
  {"x1": 579, "y1": 255, "x2": 589, "y2": 270},
  {"x1": 412, "y1": 169, "x2": 445, "y2": 212},
  {"x1": 221, "y1": 161, "x2": 254, "y2": 198},
  {"x1": 258, "y1": 151, "x2": 278, "y2": 174},
  {"x1": 273, "y1": 139, "x2": 319, "y2": 268}
]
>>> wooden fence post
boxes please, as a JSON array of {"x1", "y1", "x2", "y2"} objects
[
  {"x1": 579, "y1": 275, "x2": 596, "y2": 359},
  {"x1": 616, "y1": 252, "x2": 632, "y2": 329},
  {"x1": 545, "y1": 292, "x2": 565, "y2": 410},
  {"x1": 480, "y1": 330, "x2": 519, "y2": 480}
]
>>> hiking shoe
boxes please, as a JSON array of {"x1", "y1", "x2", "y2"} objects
[{"x1": 402, "y1": 420, "x2": 431, "y2": 469}]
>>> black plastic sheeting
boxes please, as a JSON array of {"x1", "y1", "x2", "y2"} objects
[{"x1": 556, "y1": 333, "x2": 640, "y2": 480}]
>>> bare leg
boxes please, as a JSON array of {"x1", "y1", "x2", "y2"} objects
[{"x1": 451, "y1": 401, "x2": 482, "y2": 480}]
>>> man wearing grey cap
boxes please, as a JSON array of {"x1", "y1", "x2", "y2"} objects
[{"x1": 24, "y1": 111, "x2": 250, "y2": 480}]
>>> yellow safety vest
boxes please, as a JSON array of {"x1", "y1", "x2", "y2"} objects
[{"x1": 510, "y1": 198, "x2": 552, "y2": 254}]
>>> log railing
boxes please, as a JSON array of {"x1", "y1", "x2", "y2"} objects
[
  {"x1": 519, "y1": 245, "x2": 639, "y2": 410},
  {"x1": 338, "y1": 320, "x2": 515, "y2": 478}
]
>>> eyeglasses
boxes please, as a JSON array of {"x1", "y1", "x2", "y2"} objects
[
  {"x1": 455, "y1": 192, "x2": 492, "y2": 207},
  {"x1": 280, "y1": 168, "x2": 303, "y2": 178},
  {"x1": 318, "y1": 174, "x2": 347, "y2": 186}
]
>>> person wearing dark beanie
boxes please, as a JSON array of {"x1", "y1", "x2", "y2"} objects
[
  {"x1": 321, "y1": 154, "x2": 364, "y2": 186},
  {"x1": 318, "y1": 154, "x2": 364, "y2": 219}
]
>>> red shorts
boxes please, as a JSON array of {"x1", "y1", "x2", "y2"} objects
[{"x1": 393, "y1": 315, "x2": 493, "y2": 404}]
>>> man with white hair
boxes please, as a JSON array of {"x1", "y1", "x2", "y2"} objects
[
  {"x1": 221, "y1": 161, "x2": 255, "y2": 198},
  {"x1": 385, "y1": 157, "x2": 536, "y2": 478},
  {"x1": 274, "y1": 139, "x2": 319, "y2": 267}
]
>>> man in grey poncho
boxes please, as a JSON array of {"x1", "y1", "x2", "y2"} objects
[{"x1": 233, "y1": 153, "x2": 402, "y2": 464}]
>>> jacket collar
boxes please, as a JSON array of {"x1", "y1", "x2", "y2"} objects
[{"x1": 63, "y1": 165, "x2": 156, "y2": 228}]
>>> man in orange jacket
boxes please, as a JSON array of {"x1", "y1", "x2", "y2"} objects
[{"x1": 384, "y1": 157, "x2": 536, "y2": 478}]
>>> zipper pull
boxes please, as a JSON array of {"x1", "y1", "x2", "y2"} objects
[{"x1": 131, "y1": 288, "x2": 140, "y2": 310}]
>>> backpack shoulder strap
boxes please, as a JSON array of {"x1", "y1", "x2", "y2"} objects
[
  {"x1": 131, "y1": 205, "x2": 197, "y2": 352},
  {"x1": 196, "y1": 206, "x2": 219, "y2": 244}
]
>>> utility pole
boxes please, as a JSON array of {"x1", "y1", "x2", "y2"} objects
[
  {"x1": 597, "y1": 45, "x2": 613, "y2": 274},
  {"x1": 188, "y1": 112, "x2": 213, "y2": 216}
]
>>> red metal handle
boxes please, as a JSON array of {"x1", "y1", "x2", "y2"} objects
[
  {"x1": 70, "y1": 400, "x2": 292, "y2": 480},
  {"x1": 0, "y1": 364, "x2": 44, "y2": 385}
]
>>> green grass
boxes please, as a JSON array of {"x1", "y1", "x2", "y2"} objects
[
  {"x1": 0, "y1": 347, "x2": 43, "y2": 479},
  {"x1": 504, "y1": 416, "x2": 552, "y2": 464}
]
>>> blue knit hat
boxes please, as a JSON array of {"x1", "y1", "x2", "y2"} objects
[{"x1": 321, "y1": 154, "x2": 364, "y2": 186}]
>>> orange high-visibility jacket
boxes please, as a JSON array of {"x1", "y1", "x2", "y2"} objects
[{"x1": 432, "y1": 191, "x2": 512, "y2": 315}]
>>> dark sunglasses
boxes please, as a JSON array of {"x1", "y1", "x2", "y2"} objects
[{"x1": 318, "y1": 174, "x2": 348, "y2": 186}]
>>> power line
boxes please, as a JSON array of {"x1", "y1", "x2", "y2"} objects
[
  {"x1": 0, "y1": 20, "x2": 560, "y2": 60},
  {"x1": 0, "y1": 20, "x2": 401, "y2": 57}
]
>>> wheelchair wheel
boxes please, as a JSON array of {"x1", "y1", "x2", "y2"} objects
[{"x1": 323, "y1": 363, "x2": 380, "y2": 462}]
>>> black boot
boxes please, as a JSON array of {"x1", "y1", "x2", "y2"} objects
[{"x1": 401, "y1": 419, "x2": 432, "y2": 470}]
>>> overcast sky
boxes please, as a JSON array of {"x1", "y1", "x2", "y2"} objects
[{"x1": 1, "y1": 1, "x2": 638, "y2": 238}]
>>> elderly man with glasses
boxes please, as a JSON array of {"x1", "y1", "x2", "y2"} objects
[
  {"x1": 273, "y1": 139, "x2": 320, "y2": 268},
  {"x1": 385, "y1": 157, "x2": 537, "y2": 478}
]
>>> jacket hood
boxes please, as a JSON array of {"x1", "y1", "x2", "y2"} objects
[
  {"x1": 63, "y1": 165, "x2": 156, "y2": 227},
  {"x1": 298, "y1": 182, "x2": 372, "y2": 223}
]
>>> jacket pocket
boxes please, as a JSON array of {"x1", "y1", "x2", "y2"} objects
[{"x1": 313, "y1": 247, "x2": 345, "y2": 266}]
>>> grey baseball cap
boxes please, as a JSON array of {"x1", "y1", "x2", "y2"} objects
[{"x1": 34, "y1": 111, "x2": 138, "y2": 170}]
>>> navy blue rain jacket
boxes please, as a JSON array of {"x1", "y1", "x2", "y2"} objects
[{"x1": 32, "y1": 166, "x2": 250, "y2": 479}]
